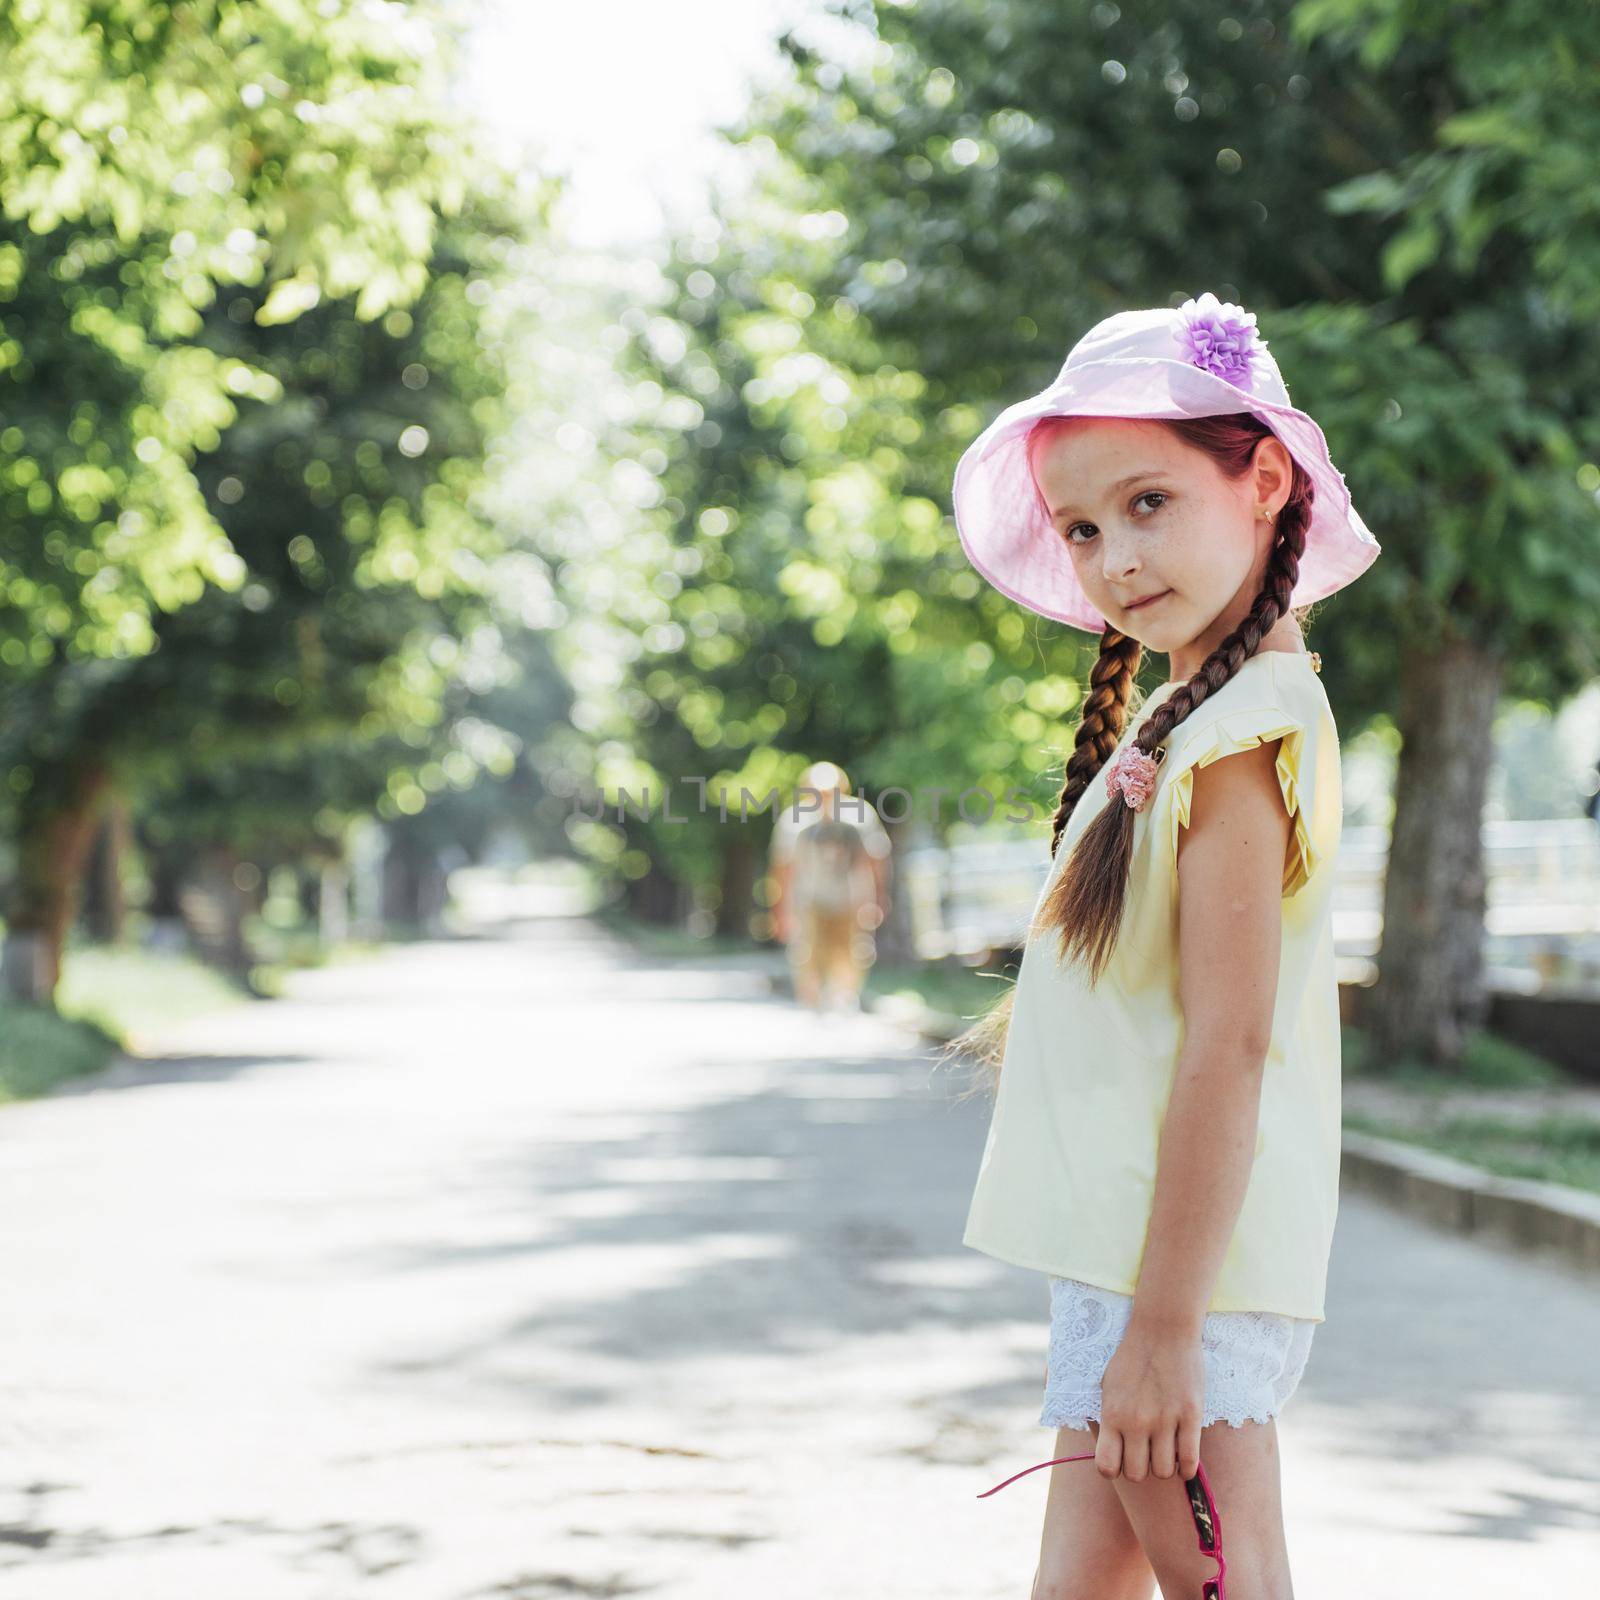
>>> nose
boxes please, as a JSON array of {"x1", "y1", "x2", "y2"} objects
[{"x1": 1099, "y1": 526, "x2": 1142, "y2": 585}]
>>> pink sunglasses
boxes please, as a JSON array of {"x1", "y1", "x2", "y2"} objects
[{"x1": 977, "y1": 1450, "x2": 1226, "y2": 1600}]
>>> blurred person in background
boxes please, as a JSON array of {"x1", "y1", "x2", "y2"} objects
[{"x1": 769, "y1": 761, "x2": 892, "y2": 1013}]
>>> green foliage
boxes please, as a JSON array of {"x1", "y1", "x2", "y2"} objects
[
  {"x1": 0, "y1": 2, "x2": 574, "y2": 926},
  {"x1": 0, "y1": 0, "x2": 479, "y2": 680},
  {"x1": 17, "y1": 192, "x2": 536, "y2": 871},
  {"x1": 1342, "y1": 1021, "x2": 1570, "y2": 1087},
  {"x1": 1294, "y1": 1, "x2": 1600, "y2": 318},
  {"x1": 558, "y1": 0, "x2": 1600, "y2": 923},
  {"x1": 0, "y1": 0, "x2": 469, "y2": 322}
]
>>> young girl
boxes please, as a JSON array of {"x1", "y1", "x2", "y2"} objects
[{"x1": 948, "y1": 294, "x2": 1380, "y2": 1599}]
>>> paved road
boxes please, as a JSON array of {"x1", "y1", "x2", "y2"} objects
[{"x1": 2, "y1": 913, "x2": 1596, "y2": 1597}]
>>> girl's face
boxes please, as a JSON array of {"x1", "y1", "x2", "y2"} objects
[{"x1": 1028, "y1": 417, "x2": 1293, "y2": 666}]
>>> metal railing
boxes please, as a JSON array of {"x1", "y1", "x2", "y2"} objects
[{"x1": 900, "y1": 819, "x2": 1600, "y2": 988}]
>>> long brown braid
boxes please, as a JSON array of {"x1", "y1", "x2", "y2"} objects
[
  {"x1": 1046, "y1": 627, "x2": 1145, "y2": 859},
  {"x1": 941, "y1": 413, "x2": 1315, "y2": 1102}
]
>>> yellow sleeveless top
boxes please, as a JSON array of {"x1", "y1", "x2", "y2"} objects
[{"x1": 962, "y1": 650, "x2": 1342, "y2": 1321}]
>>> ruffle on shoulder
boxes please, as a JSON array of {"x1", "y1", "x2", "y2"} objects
[{"x1": 1161, "y1": 705, "x2": 1321, "y2": 898}]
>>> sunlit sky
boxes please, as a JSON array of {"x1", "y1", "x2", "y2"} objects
[{"x1": 458, "y1": 0, "x2": 860, "y2": 251}]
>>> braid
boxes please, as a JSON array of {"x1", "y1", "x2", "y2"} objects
[{"x1": 1049, "y1": 630, "x2": 1143, "y2": 857}]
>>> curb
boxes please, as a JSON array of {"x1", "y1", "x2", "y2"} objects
[
  {"x1": 893, "y1": 1000, "x2": 1600, "y2": 1280},
  {"x1": 1339, "y1": 1129, "x2": 1600, "y2": 1273}
]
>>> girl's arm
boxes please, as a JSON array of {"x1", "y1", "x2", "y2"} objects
[{"x1": 1093, "y1": 737, "x2": 1294, "y2": 1486}]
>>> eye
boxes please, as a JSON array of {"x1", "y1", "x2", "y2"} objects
[{"x1": 1062, "y1": 490, "x2": 1169, "y2": 545}]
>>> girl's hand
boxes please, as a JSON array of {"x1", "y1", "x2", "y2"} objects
[{"x1": 1095, "y1": 1323, "x2": 1205, "y2": 1483}]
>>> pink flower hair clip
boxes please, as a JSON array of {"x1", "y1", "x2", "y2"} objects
[{"x1": 1105, "y1": 743, "x2": 1165, "y2": 811}]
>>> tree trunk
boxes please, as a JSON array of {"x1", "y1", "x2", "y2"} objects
[
  {"x1": 1366, "y1": 633, "x2": 1503, "y2": 1066},
  {"x1": 714, "y1": 836, "x2": 757, "y2": 940},
  {"x1": 82, "y1": 794, "x2": 132, "y2": 945},
  {"x1": 139, "y1": 834, "x2": 191, "y2": 958},
  {"x1": 144, "y1": 837, "x2": 186, "y2": 919},
  {"x1": 382, "y1": 830, "x2": 432, "y2": 930},
  {"x1": 0, "y1": 760, "x2": 112, "y2": 1005},
  {"x1": 297, "y1": 864, "x2": 321, "y2": 923},
  {"x1": 874, "y1": 816, "x2": 916, "y2": 967},
  {"x1": 625, "y1": 860, "x2": 685, "y2": 925},
  {"x1": 179, "y1": 843, "x2": 254, "y2": 975},
  {"x1": 318, "y1": 859, "x2": 350, "y2": 946},
  {"x1": 347, "y1": 816, "x2": 388, "y2": 940}
]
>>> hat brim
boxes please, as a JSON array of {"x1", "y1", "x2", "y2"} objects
[{"x1": 951, "y1": 356, "x2": 1381, "y2": 632}]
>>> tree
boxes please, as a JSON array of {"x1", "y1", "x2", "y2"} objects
[
  {"x1": 0, "y1": 2, "x2": 534, "y2": 1000},
  {"x1": 724, "y1": 0, "x2": 1600, "y2": 1060},
  {"x1": 1, "y1": 182, "x2": 545, "y2": 1000},
  {"x1": 1281, "y1": 0, "x2": 1600, "y2": 1053},
  {"x1": 0, "y1": 0, "x2": 476, "y2": 675}
]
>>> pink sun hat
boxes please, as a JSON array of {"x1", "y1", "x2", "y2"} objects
[{"x1": 950, "y1": 293, "x2": 1382, "y2": 633}]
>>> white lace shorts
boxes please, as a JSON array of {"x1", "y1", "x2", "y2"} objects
[{"x1": 1041, "y1": 1274, "x2": 1317, "y2": 1432}]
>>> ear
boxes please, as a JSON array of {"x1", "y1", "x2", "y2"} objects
[{"x1": 1251, "y1": 433, "x2": 1296, "y2": 520}]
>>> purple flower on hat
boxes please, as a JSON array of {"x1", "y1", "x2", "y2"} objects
[{"x1": 1175, "y1": 292, "x2": 1262, "y2": 387}]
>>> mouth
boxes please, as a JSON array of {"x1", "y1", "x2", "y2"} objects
[{"x1": 1124, "y1": 589, "x2": 1171, "y2": 612}]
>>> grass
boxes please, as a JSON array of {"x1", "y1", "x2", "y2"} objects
[
  {"x1": 2, "y1": 925, "x2": 386, "y2": 1106},
  {"x1": 1341, "y1": 1022, "x2": 1570, "y2": 1091},
  {"x1": 863, "y1": 959, "x2": 1017, "y2": 1021},
  {"x1": 1, "y1": 939, "x2": 253, "y2": 1105},
  {"x1": 54, "y1": 942, "x2": 250, "y2": 1042},
  {"x1": 590, "y1": 904, "x2": 761, "y2": 961},
  {"x1": 1344, "y1": 1110, "x2": 1600, "y2": 1196},
  {"x1": 0, "y1": 1001, "x2": 122, "y2": 1106},
  {"x1": 245, "y1": 926, "x2": 390, "y2": 998},
  {"x1": 1341, "y1": 1022, "x2": 1597, "y2": 1194}
]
